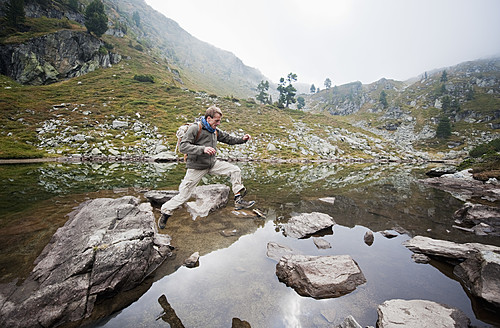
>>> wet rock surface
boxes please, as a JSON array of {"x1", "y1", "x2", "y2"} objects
[
  {"x1": 276, "y1": 254, "x2": 366, "y2": 299},
  {"x1": 282, "y1": 212, "x2": 336, "y2": 238},
  {"x1": 0, "y1": 196, "x2": 172, "y2": 328},
  {"x1": 377, "y1": 299, "x2": 471, "y2": 328},
  {"x1": 403, "y1": 236, "x2": 500, "y2": 309}
]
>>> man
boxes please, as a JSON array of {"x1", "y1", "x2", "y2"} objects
[{"x1": 158, "y1": 105, "x2": 255, "y2": 229}]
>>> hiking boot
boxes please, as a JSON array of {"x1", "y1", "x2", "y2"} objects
[
  {"x1": 158, "y1": 213, "x2": 170, "y2": 229},
  {"x1": 234, "y1": 195, "x2": 255, "y2": 210}
]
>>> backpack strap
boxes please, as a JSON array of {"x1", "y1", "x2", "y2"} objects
[{"x1": 194, "y1": 122, "x2": 202, "y2": 142}]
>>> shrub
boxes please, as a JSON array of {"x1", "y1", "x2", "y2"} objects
[
  {"x1": 133, "y1": 74, "x2": 154, "y2": 83},
  {"x1": 469, "y1": 138, "x2": 500, "y2": 158}
]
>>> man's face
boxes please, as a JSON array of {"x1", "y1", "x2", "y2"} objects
[{"x1": 207, "y1": 113, "x2": 222, "y2": 129}]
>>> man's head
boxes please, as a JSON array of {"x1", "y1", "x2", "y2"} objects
[{"x1": 205, "y1": 105, "x2": 222, "y2": 129}]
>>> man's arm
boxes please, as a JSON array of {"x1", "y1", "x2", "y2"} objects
[{"x1": 217, "y1": 129, "x2": 250, "y2": 145}]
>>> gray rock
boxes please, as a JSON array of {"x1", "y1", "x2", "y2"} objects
[
  {"x1": 411, "y1": 253, "x2": 430, "y2": 264},
  {"x1": 319, "y1": 197, "x2": 336, "y2": 204},
  {"x1": 453, "y1": 202, "x2": 500, "y2": 236},
  {"x1": 313, "y1": 237, "x2": 332, "y2": 249},
  {"x1": 266, "y1": 242, "x2": 296, "y2": 261},
  {"x1": 152, "y1": 151, "x2": 178, "y2": 162},
  {"x1": 112, "y1": 120, "x2": 128, "y2": 129},
  {"x1": 364, "y1": 230, "x2": 374, "y2": 246},
  {"x1": 186, "y1": 184, "x2": 230, "y2": 219},
  {"x1": 0, "y1": 196, "x2": 172, "y2": 328},
  {"x1": 184, "y1": 252, "x2": 200, "y2": 268},
  {"x1": 276, "y1": 254, "x2": 366, "y2": 299},
  {"x1": 420, "y1": 171, "x2": 500, "y2": 202},
  {"x1": 144, "y1": 190, "x2": 179, "y2": 205},
  {"x1": 336, "y1": 315, "x2": 362, "y2": 328},
  {"x1": 377, "y1": 299, "x2": 470, "y2": 328},
  {"x1": 283, "y1": 212, "x2": 335, "y2": 238},
  {"x1": 403, "y1": 236, "x2": 500, "y2": 309}
]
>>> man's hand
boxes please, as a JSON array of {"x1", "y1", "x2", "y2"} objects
[
  {"x1": 204, "y1": 146, "x2": 216, "y2": 155},
  {"x1": 243, "y1": 134, "x2": 251, "y2": 141}
]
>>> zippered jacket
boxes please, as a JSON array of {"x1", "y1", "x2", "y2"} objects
[{"x1": 179, "y1": 123, "x2": 247, "y2": 169}]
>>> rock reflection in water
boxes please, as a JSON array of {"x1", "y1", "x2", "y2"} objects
[{"x1": 0, "y1": 161, "x2": 498, "y2": 327}]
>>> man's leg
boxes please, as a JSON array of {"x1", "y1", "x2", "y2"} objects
[
  {"x1": 159, "y1": 168, "x2": 207, "y2": 228},
  {"x1": 209, "y1": 161, "x2": 254, "y2": 210},
  {"x1": 208, "y1": 160, "x2": 244, "y2": 194}
]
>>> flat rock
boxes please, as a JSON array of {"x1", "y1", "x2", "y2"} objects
[
  {"x1": 403, "y1": 236, "x2": 500, "y2": 309},
  {"x1": 377, "y1": 299, "x2": 470, "y2": 327},
  {"x1": 283, "y1": 212, "x2": 335, "y2": 238},
  {"x1": 0, "y1": 196, "x2": 172, "y2": 328},
  {"x1": 276, "y1": 254, "x2": 366, "y2": 299},
  {"x1": 266, "y1": 242, "x2": 296, "y2": 261},
  {"x1": 144, "y1": 190, "x2": 179, "y2": 205},
  {"x1": 186, "y1": 184, "x2": 230, "y2": 219},
  {"x1": 313, "y1": 237, "x2": 332, "y2": 249}
]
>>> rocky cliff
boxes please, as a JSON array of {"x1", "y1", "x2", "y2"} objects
[{"x1": 0, "y1": 30, "x2": 121, "y2": 85}]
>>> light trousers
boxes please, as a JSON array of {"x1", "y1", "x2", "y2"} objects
[{"x1": 160, "y1": 160, "x2": 244, "y2": 215}]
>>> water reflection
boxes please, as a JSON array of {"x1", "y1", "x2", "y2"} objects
[{"x1": 0, "y1": 161, "x2": 498, "y2": 327}]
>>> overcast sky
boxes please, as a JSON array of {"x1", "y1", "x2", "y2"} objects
[{"x1": 144, "y1": 0, "x2": 500, "y2": 87}]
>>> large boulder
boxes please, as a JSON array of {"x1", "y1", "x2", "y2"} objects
[
  {"x1": 276, "y1": 254, "x2": 366, "y2": 299},
  {"x1": 186, "y1": 184, "x2": 230, "y2": 219},
  {"x1": 420, "y1": 170, "x2": 500, "y2": 202},
  {"x1": 377, "y1": 299, "x2": 470, "y2": 328},
  {"x1": 453, "y1": 202, "x2": 500, "y2": 236},
  {"x1": 403, "y1": 236, "x2": 500, "y2": 309},
  {"x1": 282, "y1": 212, "x2": 336, "y2": 238},
  {"x1": 0, "y1": 196, "x2": 172, "y2": 328}
]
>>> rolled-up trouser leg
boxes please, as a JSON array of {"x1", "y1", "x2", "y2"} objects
[
  {"x1": 161, "y1": 168, "x2": 207, "y2": 215},
  {"x1": 208, "y1": 160, "x2": 244, "y2": 195}
]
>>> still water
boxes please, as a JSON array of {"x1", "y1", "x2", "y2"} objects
[{"x1": 0, "y1": 161, "x2": 498, "y2": 327}]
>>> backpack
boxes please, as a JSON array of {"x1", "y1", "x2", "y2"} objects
[
  {"x1": 175, "y1": 120, "x2": 219, "y2": 161},
  {"x1": 175, "y1": 121, "x2": 202, "y2": 161}
]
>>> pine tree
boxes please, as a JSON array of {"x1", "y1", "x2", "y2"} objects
[
  {"x1": 84, "y1": 0, "x2": 108, "y2": 37},
  {"x1": 436, "y1": 116, "x2": 452, "y2": 139},
  {"x1": 5, "y1": 0, "x2": 25, "y2": 28},
  {"x1": 256, "y1": 80, "x2": 270, "y2": 104}
]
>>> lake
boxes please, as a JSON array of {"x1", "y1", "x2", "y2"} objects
[{"x1": 0, "y1": 161, "x2": 498, "y2": 327}]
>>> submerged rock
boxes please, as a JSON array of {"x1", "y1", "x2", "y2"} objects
[
  {"x1": 0, "y1": 196, "x2": 172, "y2": 328},
  {"x1": 266, "y1": 242, "x2": 296, "y2": 261},
  {"x1": 403, "y1": 236, "x2": 500, "y2": 309},
  {"x1": 276, "y1": 254, "x2": 366, "y2": 299},
  {"x1": 377, "y1": 299, "x2": 470, "y2": 328},
  {"x1": 282, "y1": 212, "x2": 335, "y2": 238}
]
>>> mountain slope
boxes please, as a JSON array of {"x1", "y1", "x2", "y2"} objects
[{"x1": 104, "y1": 0, "x2": 267, "y2": 98}]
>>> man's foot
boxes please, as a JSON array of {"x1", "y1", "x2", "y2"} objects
[
  {"x1": 234, "y1": 196, "x2": 255, "y2": 210},
  {"x1": 158, "y1": 213, "x2": 170, "y2": 229}
]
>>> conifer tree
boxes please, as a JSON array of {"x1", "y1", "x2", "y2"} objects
[
  {"x1": 256, "y1": 80, "x2": 270, "y2": 104},
  {"x1": 85, "y1": 0, "x2": 108, "y2": 37},
  {"x1": 5, "y1": 0, "x2": 25, "y2": 28}
]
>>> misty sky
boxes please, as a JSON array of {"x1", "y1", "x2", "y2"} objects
[{"x1": 144, "y1": 0, "x2": 500, "y2": 87}]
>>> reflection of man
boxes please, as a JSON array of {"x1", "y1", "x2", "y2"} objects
[
  {"x1": 159, "y1": 105, "x2": 255, "y2": 229},
  {"x1": 157, "y1": 294, "x2": 185, "y2": 328}
]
